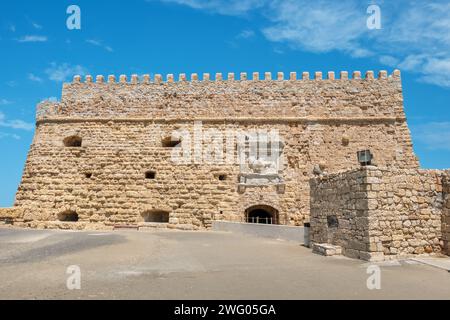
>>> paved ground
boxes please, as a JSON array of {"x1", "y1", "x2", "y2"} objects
[{"x1": 0, "y1": 227, "x2": 450, "y2": 300}]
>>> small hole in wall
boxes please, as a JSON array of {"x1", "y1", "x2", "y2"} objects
[
  {"x1": 162, "y1": 136, "x2": 182, "y2": 148},
  {"x1": 327, "y1": 215, "x2": 339, "y2": 228},
  {"x1": 85, "y1": 173, "x2": 93, "y2": 179},
  {"x1": 63, "y1": 136, "x2": 82, "y2": 147},
  {"x1": 218, "y1": 175, "x2": 227, "y2": 181},
  {"x1": 145, "y1": 171, "x2": 156, "y2": 179},
  {"x1": 58, "y1": 211, "x2": 79, "y2": 222}
]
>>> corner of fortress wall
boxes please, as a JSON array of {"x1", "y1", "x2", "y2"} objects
[{"x1": 310, "y1": 167, "x2": 450, "y2": 261}]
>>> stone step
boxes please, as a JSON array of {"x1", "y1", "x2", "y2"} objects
[{"x1": 312, "y1": 243, "x2": 342, "y2": 257}]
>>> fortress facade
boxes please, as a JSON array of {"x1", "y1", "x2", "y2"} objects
[{"x1": 8, "y1": 69, "x2": 421, "y2": 231}]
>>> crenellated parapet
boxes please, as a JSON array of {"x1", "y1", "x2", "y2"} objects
[
  {"x1": 39, "y1": 69, "x2": 407, "y2": 122},
  {"x1": 36, "y1": 100, "x2": 62, "y2": 121},
  {"x1": 70, "y1": 70, "x2": 400, "y2": 84}
]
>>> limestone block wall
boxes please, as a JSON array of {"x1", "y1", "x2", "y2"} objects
[
  {"x1": 310, "y1": 168, "x2": 372, "y2": 259},
  {"x1": 0, "y1": 208, "x2": 21, "y2": 222},
  {"x1": 15, "y1": 119, "x2": 418, "y2": 230},
  {"x1": 52, "y1": 70, "x2": 408, "y2": 121},
  {"x1": 310, "y1": 167, "x2": 447, "y2": 261},
  {"x1": 13, "y1": 70, "x2": 420, "y2": 230},
  {"x1": 443, "y1": 173, "x2": 450, "y2": 255},
  {"x1": 367, "y1": 168, "x2": 444, "y2": 259},
  {"x1": 15, "y1": 122, "x2": 305, "y2": 229}
]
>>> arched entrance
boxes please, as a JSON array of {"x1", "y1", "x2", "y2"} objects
[{"x1": 245, "y1": 205, "x2": 279, "y2": 225}]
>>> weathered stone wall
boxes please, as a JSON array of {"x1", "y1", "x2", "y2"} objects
[
  {"x1": 0, "y1": 207, "x2": 21, "y2": 223},
  {"x1": 310, "y1": 167, "x2": 446, "y2": 261},
  {"x1": 443, "y1": 173, "x2": 450, "y2": 255},
  {"x1": 310, "y1": 168, "x2": 371, "y2": 259},
  {"x1": 367, "y1": 168, "x2": 444, "y2": 259},
  {"x1": 14, "y1": 70, "x2": 419, "y2": 230},
  {"x1": 52, "y1": 71, "x2": 407, "y2": 120}
]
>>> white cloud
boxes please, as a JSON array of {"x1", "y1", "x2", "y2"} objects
[
  {"x1": 28, "y1": 73, "x2": 43, "y2": 83},
  {"x1": 86, "y1": 39, "x2": 114, "y2": 52},
  {"x1": 0, "y1": 112, "x2": 33, "y2": 131},
  {"x1": 43, "y1": 97, "x2": 58, "y2": 102},
  {"x1": 412, "y1": 122, "x2": 450, "y2": 151},
  {"x1": 16, "y1": 35, "x2": 47, "y2": 42},
  {"x1": 0, "y1": 132, "x2": 21, "y2": 140},
  {"x1": 6, "y1": 81, "x2": 17, "y2": 88},
  {"x1": 160, "y1": 0, "x2": 266, "y2": 15},
  {"x1": 236, "y1": 29, "x2": 255, "y2": 39},
  {"x1": 397, "y1": 55, "x2": 427, "y2": 71},
  {"x1": 263, "y1": 0, "x2": 368, "y2": 56},
  {"x1": 86, "y1": 39, "x2": 101, "y2": 46},
  {"x1": 273, "y1": 47, "x2": 284, "y2": 54},
  {"x1": 0, "y1": 99, "x2": 12, "y2": 106},
  {"x1": 45, "y1": 63, "x2": 88, "y2": 82},
  {"x1": 160, "y1": 0, "x2": 450, "y2": 88},
  {"x1": 32, "y1": 22, "x2": 43, "y2": 30}
]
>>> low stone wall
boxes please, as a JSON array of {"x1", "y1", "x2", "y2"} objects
[
  {"x1": 310, "y1": 167, "x2": 447, "y2": 261},
  {"x1": 0, "y1": 208, "x2": 21, "y2": 223},
  {"x1": 212, "y1": 221, "x2": 306, "y2": 243},
  {"x1": 443, "y1": 173, "x2": 450, "y2": 255},
  {"x1": 367, "y1": 168, "x2": 444, "y2": 259},
  {"x1": 11, "y1": 221, "x2": 110, "y2": 230},
  {"x1": 310, "y1": 168, "x2": 373, "y2": 259}
]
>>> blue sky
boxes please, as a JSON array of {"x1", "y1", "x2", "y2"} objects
[{"x1": 0, "y1": 0, "x2": 450, "y2": 207}]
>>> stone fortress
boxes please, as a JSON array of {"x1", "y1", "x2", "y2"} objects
[{"x1": 1, "y1": 69, "x2": 449, "y2": 261}]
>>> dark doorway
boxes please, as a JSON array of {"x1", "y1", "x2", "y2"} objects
[
  {"x1": 142, "y1": 210, "x2": 170, "y2": 223},
  {"x1": 245, "y1": 205, "x2": 279, "y2": 224},
  {"x1": 58, "y1": 210, "x2": 79, "y2": 222}
]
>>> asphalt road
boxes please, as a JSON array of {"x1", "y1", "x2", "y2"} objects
[{"x1": 0, "y1": 227, "x2": 450, "y2": 300}]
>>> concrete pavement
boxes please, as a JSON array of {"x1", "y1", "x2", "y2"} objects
[{"x1": 0, "y1": 227, "x2": 450, "y2": 299}]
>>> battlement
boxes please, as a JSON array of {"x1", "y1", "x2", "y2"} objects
[
  {"x1": 71, "y1": 70, "x2": 401, "y2": 84},
  {"x1": 34, "y1": 69, "x2": 406, "y2": 122}
]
